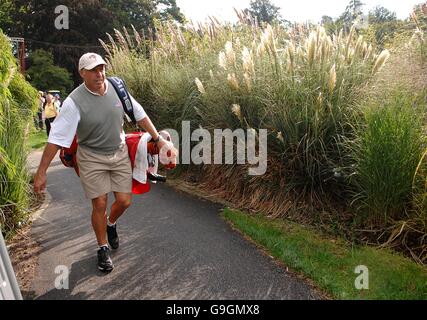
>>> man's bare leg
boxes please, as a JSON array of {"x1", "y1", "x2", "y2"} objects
[
  {"x1": 92, "y1": 194, "x2": 114, "y2": 272},
  {"x1": 108, "y1": 192, "x2": 132, "y2": 224},
  {"x1": 91, "y1": 194, "x2": 108, "y2": 246}
]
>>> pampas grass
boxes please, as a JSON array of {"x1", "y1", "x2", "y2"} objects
[{"x1": 104, "y1": 16, "x2": 426, "y2": 263}]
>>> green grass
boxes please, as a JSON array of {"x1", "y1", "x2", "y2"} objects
[
  {"x1": 222, "y1": 208, "x2": 427, "y2": 300},
  {"x1": 108, "y1": 19, "x2": 427, "y2": 264},
  {"x1": 349, "y1": 91, "x2": 426, "y2": 224},
  {"x1": 27, "y1": 130, "x2": 47, "y2": 150},
  {"x1": 1, "y1": 31, "x2": 39, "y2": 235}
]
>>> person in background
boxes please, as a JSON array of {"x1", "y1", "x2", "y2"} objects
[
  {"x1": 35, "y1": 91, "x2": 45, "y2": 130},
  {"x1": 44, "y1": 93, "x2": 57, "y2": 137},
  {"x1": 53, "y1": 93, "x2": 62, "y2": 113}
]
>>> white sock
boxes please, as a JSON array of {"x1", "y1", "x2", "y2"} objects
[
  {"x1": 107, "y1": 219, "x2": 116, "y2": 227},
  {"x1": 99, "y1": 244, "x2": 108, "y2": 250}
]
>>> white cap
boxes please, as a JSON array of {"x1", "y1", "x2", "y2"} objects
[{"x1": 78, "y1": 53, "x2": 107, "y2": 71}]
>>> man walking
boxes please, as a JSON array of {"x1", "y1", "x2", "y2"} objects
[{"x1": 33, "y1": 53, "x2": 173, "y2": 272}]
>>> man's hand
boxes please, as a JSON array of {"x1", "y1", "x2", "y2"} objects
[
  {"x1": 32, "y1": 143, "x2": 61, "y2": 194},
  {"x1": 157, "y1": 138, "x2": 178, "y2": 166},
  {"x1": 34, "y1": 171, "x2": 47, "y2": 194},
  {"x1": 137, "y1": 116, "x2": 178, "y2": 166}
]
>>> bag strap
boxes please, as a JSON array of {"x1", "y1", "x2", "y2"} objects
[{"x1": 107, "y1": 77, "x2": 137, "y2": 125}]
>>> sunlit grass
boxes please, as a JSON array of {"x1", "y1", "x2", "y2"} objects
[
  {"x1": 105, "y1": 15, "x2": 426, "y2": 263},
  {"x1": 1, "y1": 31, "x2": 38, "y2": 236},
  {"x1": 223, "y1": 208, "x2": 427, "y2": 300}
]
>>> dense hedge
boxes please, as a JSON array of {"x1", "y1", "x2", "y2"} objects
[{"x1": 0, "y1": 30, "x2": 38, "y2": 237}]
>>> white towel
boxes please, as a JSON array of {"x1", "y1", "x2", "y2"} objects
[
  {"x1": 133, "y1": 133, "x2": 153, "y2": 184},
  {"x1": 133, "y1": 130, "x2": 172, "y2": 184}
]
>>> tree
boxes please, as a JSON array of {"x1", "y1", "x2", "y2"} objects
[
  {"x1": 369, "y1": 6, "x2": 397, "y2": 24},
  {"x1": 105, "y1": 0, "x2": 185, "y2": 32},
  {"x1": 367, "y1": 6, "x2": 398, "y2": 48},
  {"x1": 338, "y1": 0, "x2": 365, "y2": 32},
  {"x1": 26, "y1": 49, "x2": 73, "y2": 95},
  {"x1": 412, "y1": 2, "x2": 427, "y2": 32},
  {"x1": 0, "y1": 0, "x2": 185, "y2": 85},
  {"x1": 157, "y1": 0, "x2": 185, "y2": 23},
  {"x1": 1, "y1": 0, "x2": 117, "y2": 85},
  {"x1": 247, "y1": 0, "x2": 282, "y2": 25},
  {"x1": 0, "y1": 0, "x2": 14, "y2": 31}
]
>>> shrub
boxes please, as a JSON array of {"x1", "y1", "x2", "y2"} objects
[
  {"x1": 349, "y1": 90, "x2": 426, "y2": 226},
  {"x1": 0, "y1": 31, "x2": 38, "y2": 236}
]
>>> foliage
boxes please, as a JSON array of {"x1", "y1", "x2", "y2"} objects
[
  {"x1": 369, "y1": 6, "x2": 397, "y2": 24},
  {"x1": 348, "y1": 91, "x2": 426, "y2": 226},
  {"x1": 105, "y1": 17, "x2": 389, "y2": 206},
  {"x1": 245, "y1": 0, "x2": 282, "y2": 25},
  {"x1": 0, "y1": 0, "x2": 13, "y2": 29},
  {"x1": 26, "y1": 49, "x2": 73, "y2": 94},
  {"x1": 106, "y1": 0, "x2": 185, "y2": 31},
  {"x1": 224, "y1": 208, "x2": 427, "y2": 299},
  {"x1": 336, "y1": 0, "x2": 365, "y2": 32},
  {"x1": 0, "y1": 0, "x2": 185, "y2": 85},
  {"x1": 105, "y1": 7, "x2": 427, "y2": 262},
  {"x1": 0, "y1": 31, "x2": 38, "y2": 237}
]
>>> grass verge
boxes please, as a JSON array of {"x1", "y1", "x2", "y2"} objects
[
  {"x1": 222, "y1": 208, "x2": 427, "y2": 300},
  {"x1": 27, "y1": 130, "x2": 47, "y2": 150}
]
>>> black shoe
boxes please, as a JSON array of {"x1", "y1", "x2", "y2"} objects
[
  {"x1": 147, "y1": 172, "x2": 167, "y2": 182},
  {"x1": 107, "y1": 224, "x2": 119, "y2": 250},
  {"x1": 97, "y1": 246, "x2": 114, "y2": 272}
]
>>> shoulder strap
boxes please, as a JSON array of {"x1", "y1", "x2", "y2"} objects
[{"x1": 107, "y1": 77, "x2": 137, "y2": 125}]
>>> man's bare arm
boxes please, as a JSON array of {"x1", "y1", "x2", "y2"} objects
[
  {"x1": 33, "y1": 143, "x2": 61, "y2": 194},
  {"x1": 137, "y1": 116, "x2": 160, "y2": 140}
]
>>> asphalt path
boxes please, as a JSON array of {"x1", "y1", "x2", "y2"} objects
[{"x1": 27, "y1": 151, "x2": 320, "y2": 300}]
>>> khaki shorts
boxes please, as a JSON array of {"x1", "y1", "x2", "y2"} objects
[{"x1": 77, "y1": 145, "x2": 132, "y2": 199}]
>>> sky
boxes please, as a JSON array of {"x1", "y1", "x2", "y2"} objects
[{"x1": 175, "y1": 0, "x2": 423, "y2": 24}]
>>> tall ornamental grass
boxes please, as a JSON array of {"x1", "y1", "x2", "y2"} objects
[
  {"x1": 408, "y1": 146, "x2": 427, "y2": 264},
  {"x1": 200, "y1": 25, "x2": 388, "y2": 194},
  {"x1": 104, "y1": 19, "x2": 389, "y2": 198},
  {"x1": 347, "y1": 16, "x2": 427, "y2": 263},
  {"x1": 0, "y1": 31, "x2": 38, "y2": 236},
  {"x1": 103, "y1": 14, "x2": 426, "y2": 262},
  {"x1": 349, "y1": 91, "x2": 426, "y2": 226}
]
